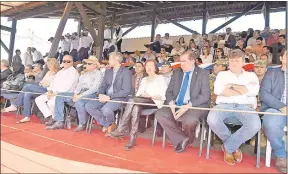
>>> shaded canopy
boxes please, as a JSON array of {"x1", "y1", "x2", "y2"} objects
[{"x1": 1, "y1": 1, "x2": 286, "y2": 28}]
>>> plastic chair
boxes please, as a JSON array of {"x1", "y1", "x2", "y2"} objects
[
  {"x1": 206, "y1": 122, "x2": 261, "y2": 168},
  {"x1": 265, "y1": 126, "x2": 287, "y2": 167}
]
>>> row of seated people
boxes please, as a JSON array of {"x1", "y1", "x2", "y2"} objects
[{"x1": 1, "y1": 49, "x2": 286, "y2": 173}]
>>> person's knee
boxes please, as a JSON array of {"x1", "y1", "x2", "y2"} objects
[
  {"x1": 75, "y1": 100, "x2": 85, "y2": 109},
  {"x1": 155, "y1": 108, "x2": 168, "y2": 120},
  {"x1": 182, "y1": 119, "x2": 198, "y2": 130},
  {"x1": 247, "y1": 115, "x2": 261, "y2": 134},
  {"x1": 101, "y1": 107, "x2": 113, "y2": 117},
  {"x1": 263, "y1": 108, "x2": 282, "y2": 133},
  {"x1": 207, "y1": 111, "x2": 219, "y2": 128},
  {"x1": 84, "y1": 102, "x2": 93, "y2": 113}
]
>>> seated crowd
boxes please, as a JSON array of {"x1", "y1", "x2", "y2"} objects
[{"x1": 0, "y1": 26, "x2": 287, "y2": 173}]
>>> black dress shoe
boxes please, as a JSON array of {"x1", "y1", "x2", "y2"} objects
[
  {"x1": 175, "y1": 138, "x2": 189, "y2": 153},
  {"x1": 46, "y1": 121, "x2": 64, "y2": 130},
  {"x1": 45, "y1": 117, "x2": 54, "y2": 126},
  {"x1": 124, "y1": 135, "x2": 136, "y2": 151},
  {"x1": 74, "y1": 125, "x2": 86, "y2": 132}
]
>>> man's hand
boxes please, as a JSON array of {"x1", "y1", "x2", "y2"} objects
[
  {"x1": 73, "y1": 94, "x2": 81, "y2": 103},
  {"x1": 47, "y1": 91, "x2": 55, "y2": 100},
  {"x1": 280, "y1": 107, "x2": 287, "y2": 114},
  {"x1": 174, "y1": 103, "x2": 192, "y2": 120},
  {"x1": 99, "y1": 94, "x2": 110, "y2": 103}
]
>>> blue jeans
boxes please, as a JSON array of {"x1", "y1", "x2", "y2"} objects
[
  {"x1": 85, "y1": 99, "x2": 122, "y2": 128},
  {"x1": 207, "y1": 104, "x2": 261, "y2": 153},
  {"x1": 54, "y1": 92, "x2": 96, "y2": 125},
  {"x1": 12, "y1": 84, "x2": 47, "y2": 117},
  {"x1": 263, "y1": 108, "x2": 287, "y2": 158}
]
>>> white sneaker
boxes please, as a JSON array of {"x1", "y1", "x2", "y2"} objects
[{"x1": 2, "y1": 105, "x2": 17, "y2": 112}]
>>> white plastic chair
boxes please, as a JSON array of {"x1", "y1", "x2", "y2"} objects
[{"x1": 265, "y1": 126, "x2": 287, "y2": 167}]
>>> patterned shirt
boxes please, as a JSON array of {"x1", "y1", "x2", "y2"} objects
[
  {"x1": 209, "y1": 73, "x2": 217, "y2": 107},
  {"x1": 281, "y1": 70, "x2": 287, "y2": 105}
]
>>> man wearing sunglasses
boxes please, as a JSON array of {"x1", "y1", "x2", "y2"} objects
[
  {"x1": 84, "y1": 52, "x2": 132, "y2": 134},
  {"x1": 47, "y1": 56, "x2": 104, "y2": 131},
  {"x1": 35, "y1": 55, "x2": 79, "y2": 126}
]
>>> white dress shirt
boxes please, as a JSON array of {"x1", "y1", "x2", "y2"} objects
[
  {"x1": 70, "y1": 37, "x2": 79, "y2": 52},
  {"x1": 136, "y1": 75, "x2": 168, "y2": 108},
  {"x1": 78, "y1": 36, "x2": 93, "y2": 50},
  {"x1": 60, "y1": 38, "x2": 71, "y2": 53},
  {"x1": 47, "y1": 66, "x2": 79, "y2": 94},
  {"x1": 200, "y1": 54, "x2": 213, "y2": 64},
  {"x1": 114, "y1": 29, "x2": 123, "y2": 42},
  {"x1": 214, "y1": 70, "x2": 260, "y2": 109},
  {"x1": 161, "y1": 38, "x2": 173, "y2": 46},
  {"x1": 32, "y1": 50, "x2": 43, "y2": 62},
  {"x1": 104, "y1": 29, "x2": 111, "y2": 40},
  {"x1": 23, "y1": 52, "x2": 33, "y2": 66}
]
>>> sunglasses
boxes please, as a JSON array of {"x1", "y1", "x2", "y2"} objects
[
  {"x1": 63, "y1": 60, "x2": 71, "y2": 64},
  {"x1": 86, "y1": 63, "x2": 94, "y2": 65},
  {"x1": 216, "y1": 51, "x2": 222, "y2": 53}
]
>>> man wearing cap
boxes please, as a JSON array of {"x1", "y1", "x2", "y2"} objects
[
  {"x1": 70, "y1": 32, "x2": 79, "y2": 53},
  {"x1": 249, "y1": 60, "x2": 268, "y2": 147},
  {"x1": 47, "y1": 56, "x2": 104, "y2": 131},
  {"x1": 260, "y1": 49, "x2": 287, "y2": 173},
  {"x1": 210, "y1": 59, "x2": 228, "y2": 107},
  {"x1": 78, "y1": 31, "x2": 93, "y2": 60},
  {"x1": 23, "y1": 47, "x2": 33, "y2": 66},
  {"x1": 159, "y1": 60, "x2": 173, "y2": 85},
  {"x1": 207, "y1": 49, "x2": 261, "y2": 166},
  {"x1": 155, "y1": 50, "x2": 210, "y2": 153}
]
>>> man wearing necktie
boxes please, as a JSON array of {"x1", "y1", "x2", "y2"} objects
[{"x1": 155, "y1": 51, "x2": 210, "y2": 153}]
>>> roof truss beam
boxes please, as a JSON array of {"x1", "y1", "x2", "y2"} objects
[
  {"x1": 0, "y1": 25, "x2": 12, "y2": 32},
  {"x1": 1, "y1": 2, "x2": 48, "y2": 15},
  {"x1": 82, "y1": 2, "x2": 107, "y2": 16}
]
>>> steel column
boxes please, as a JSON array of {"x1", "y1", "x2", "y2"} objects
[
  {"x1": 48, "y1": 2, "x2": 74, "y2": 58},
  {"x1": 8, "y1": 18, "x2": 17, "y2": 65},
  {"x1": 265, "y1": 2, "x2": 270, "y2": 28},
  {"x1": 209, "y1": 2, "x2": 264, "y2": 34},
  {"x1": 0, "y1": 39, "x2": 10, "y2": 54},
  {"x1": 150, "y1": 9, "x2": 156, "y2": 42},
  {"x1": 96, "y1": 2, "x2": 106, "y2": 60},
  {"x1": 202, "y1": 2, "x2": 207, "y2": 35}
]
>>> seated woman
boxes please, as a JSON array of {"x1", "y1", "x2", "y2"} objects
[
  {"x1": 200, "y1": 46, "x2": 213, "y2": 64},
  {"x1": 47, "y1": 56, "x2": 104, "y2": 131},
  {"x1": 213, "y1": 48, "x2": 227, "y2": 62},
  {"x1": 1, "y1": 58, "x2": 59, "y2": 123},
  {"x1": 107, "y1": 59, "x2": 168, "y2": 151},
  {"x1": 25, "y1": 63, "x2": 44, "y2": 85}
]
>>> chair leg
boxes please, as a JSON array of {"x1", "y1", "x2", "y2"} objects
[
  {"x1": 86, "y1": 115, "x2": 91, "y2": 133},
  {"x1": 152, "y1": 117, "x2": 158, "y2": 146},
  {"x1": 256, "y1": 131, "x2": 261, "y2": 168},
  {"x1": 199, "y1": 120, "x2": 205, "y2": 156},
  {"x1": 195, "y1": 122, "x2": 200, "y2": 138},
  {"x1": 206, "y1": 128, "x2": 212, "y2": 159},
  {"x1": 162, "y1": 130, "x2": 166, "y2": 148},
  {"x1": 89, "y1": 116, "x2": 93, "y2": 134},
  {"x1": 145, "y1": 115, "x2": 149, "y2": 129},
  {"x1": 265, "y1": 139, "x2": 272, "y2": 167},
  {"x1": 1, "y1": 99, "x2": 8, "y2": 117},
  {"x1": 16, "y1": 107, "x2": 20, "y2": 119}
]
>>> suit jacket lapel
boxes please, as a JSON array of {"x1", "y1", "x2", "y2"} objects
[
  {"x1": 176, "y1": 70, "x2": 184, "y2": 95},
  {"x1": 113, "y1": 66, "x2": 123, "y2": 88},
  {"x1": 190, "y1": 66, "x2": 199, "y2": 92}
]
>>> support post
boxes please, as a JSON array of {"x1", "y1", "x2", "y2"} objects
[
  {"x1": 77, "y1": 18, "x2": 82, "y2": 36},
  {"x1": 265, "y1": 2, "x2": 270, "y2": 28},
  {"x1": 96, "y1": 2, "x2": 106, "y2": 60},
  {"x1": 0, "y1": 39, "x2": 10, "y2": 54},
  {"x1": 110, "y1": 12, "x2": 116, "y2": 39},
  {"x1": 75, "y1": 2, "x2": 97, "y2": 42},
  {"x1": 48, "y1": 2, "x2": 74, "y2": 58},
  {"x1": 202, "y1": 2, "x2": 207, "y2": 35},
  {"x1": 150, "y1": 9, "x2": 156, "y2": 42},
  {"x1": 209, "y1": 2, "x2": 264, "y2": 33},
  {"x1": 8, "y1": 18, "x2": 17, "y2": 65}
]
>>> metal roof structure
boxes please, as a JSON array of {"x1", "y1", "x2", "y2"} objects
[{"x1": 1, "y1": 1, "x2": 286, "y2": 28}]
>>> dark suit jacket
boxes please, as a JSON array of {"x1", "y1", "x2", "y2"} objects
[
  {"x1": 260, "y1": 70, "x2": 286, "y2": 112},
  {"x1": 98, "y1": 66, "x2": 132, "y2": 101},
  {"x1": 1, "y1": 68, "x2": 12, "y2": 86},
  {"x1": 165, "y1": 66, "x2": 210, "y2": 108},
  {"x1": 227, "y1": 35, "x2": 236, "y2": 48}
]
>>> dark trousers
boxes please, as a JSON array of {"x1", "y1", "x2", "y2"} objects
[
  {"x1": 155, "y1": 107, "x2": 208, "y2": 147},
  {"x1": 117, "y1": 39, "x2": 122, "y2": 52}
]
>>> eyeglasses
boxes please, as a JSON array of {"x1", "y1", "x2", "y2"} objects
[
  {"x1": 86, "y1": 63, "x2": 94, "y2": 65},
  {"x1": 216, "y1": 51, "x2": 221, "y2": 53},
  {"x1": 63, "y1": 60, "x2": 71, "y2": 64}
]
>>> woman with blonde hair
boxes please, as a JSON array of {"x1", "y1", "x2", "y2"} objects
[
  {"x1": 2, "y1": 58, "x2": 60, "y2": 123},
  {"x1": 200, "y1": 46, "x2": 213, "y2": 64}
]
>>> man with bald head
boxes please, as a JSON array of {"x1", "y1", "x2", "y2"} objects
[{"x1": 35, "y1": 55, "x2": 79, "y2": 126}]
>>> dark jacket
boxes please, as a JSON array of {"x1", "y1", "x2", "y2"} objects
[
  {"x1": 165, "y1": 66, "x2": 210, "y2": 108},
  {"x1": 1, "y1": 68, "x2": 12, "y2": 83},
  {"x1": 260, "y1": 70, "x2": 286, "y2": 112},
  {"x1": 98, "y1": 66, "x2": 132, "y2": 101}
]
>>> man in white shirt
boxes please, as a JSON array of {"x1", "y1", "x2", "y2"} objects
[
  {"x1": 161, "y1": 33, "x2": 174, "y2": 53},
  {"x1": 114, "y1": 24, "x2": 123, "y2": 52},
  {"x1": 23, "y1": 47, "x2": 33, "y2": 66},
  {"x1": 78, "y1": 31, "x2": 93, "y2": 60},
  {"x1": 35, "y1": 55, "x2": 79, "y2": 126},
  {"x1": 207, "y1": 49, "x2": 261, "y2": 166},
  {"x1": 104, "y1": 25, "x2": 111, "y2": 41},
  {"x1": 31, "y1": 48, "x2": 43, "y2": 63},
  {"x1": 70, "y1": 32, "x2": 79, "y2": 53}
]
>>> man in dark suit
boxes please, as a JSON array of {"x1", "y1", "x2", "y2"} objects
[
  {"x1": 84, "y1": 52, "x2": 132, "y2": 134},
  {"x1": 155, "y1": 50, "x2": 210, "y2": 153},
  {"x1": 224, "y1": 27, "x2": 236, "y2": 48},
  {"x1": 261, "y1": 48, "x2": 287, "y2": 173}
]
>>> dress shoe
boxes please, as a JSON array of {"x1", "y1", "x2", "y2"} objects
[
  {"x1": 276, "y1": 157, "x2": 287, "y2": 173},
  {"x1": 107, "y1": 129, "x2": 124, "y2": 139},
  {"x1": 74, "y1": 125, "x2": 86, "y2": 132},
  {"x1": 175, "y1": 137, "x2": 189, "y2": 153},
  {"x1": 221, "y1": 145, "x2": 235, "y2": 165},
  {"x1": 124, "y1": 135, "x2": 136, "y2": 151},
  {"x1": 107, "y1": 123, "x2": 117, "y2": 133},
  {"x1": 233, "y1": 149, "x2": 243, "y2": 163},
  {"x1": 46, "y1": 121, "x2": 64, "y2": 130},
  {"x1": 44, "y1": 117, "x2": 54, "y2": 126}
]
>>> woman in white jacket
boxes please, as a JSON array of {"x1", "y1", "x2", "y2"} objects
[{"x1": 108, "y1": 59, "x2": 168, "y2": 150}]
